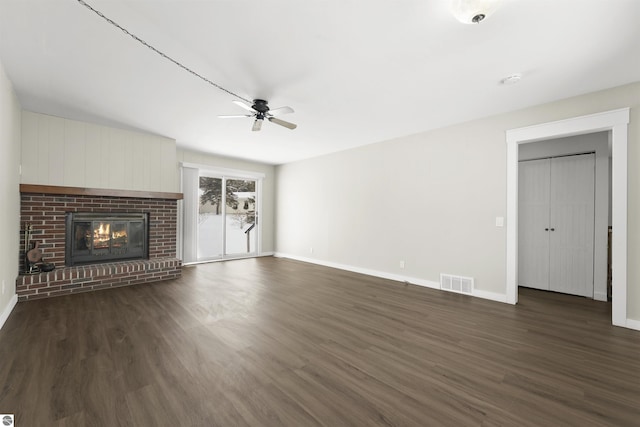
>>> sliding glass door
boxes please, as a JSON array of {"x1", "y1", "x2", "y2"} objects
[
  {"x1": 197, "y1": 174, "x2": 259, "y2": 261},
  {"x1": 224, "y1": 179, "x2": 257, "y2": 256}
]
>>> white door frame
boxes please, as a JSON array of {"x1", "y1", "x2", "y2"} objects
[{"x1": 506, "y1": 108, "x2": 630, "y2": 327}]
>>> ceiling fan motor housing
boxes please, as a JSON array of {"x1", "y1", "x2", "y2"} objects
[{"x1": 252, "y1": 99, "x2": 270, "y2": 113}]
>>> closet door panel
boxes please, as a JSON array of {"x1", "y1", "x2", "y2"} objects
[
  {"x1": 518, "y1": 159, "x2": 551, "y2": 290},
  {"x1": 549, "y1": 154, "x2": 595, "y2": 297}
]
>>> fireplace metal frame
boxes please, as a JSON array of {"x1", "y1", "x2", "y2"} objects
[{"x1": 65, "y1": 212, "x2": 149, "y2": 266}]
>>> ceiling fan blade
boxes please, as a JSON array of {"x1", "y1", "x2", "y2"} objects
[
  {"x1": 218, "y1": 114, "x2": 254, "y2": 119},
  {"x1": 252, "y1": 118, "x2": 263, "y2": 132},
  {"x1": 268, "y1": 106, "x2": 294, "y2": 117},
  {"x1": 233, "y1": 100, "x2": 257, "y2": 113},
  {"x1": 268, "y1": 117, "x2": 297, "y2": 130}
]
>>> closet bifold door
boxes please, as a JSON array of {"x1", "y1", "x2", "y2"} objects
[
  {"x1": 518, "y1": 158, "x2": 551, "y2": 290},
  {"x1": 548, "y1": 154, "x2": 595, "y2": 297}
]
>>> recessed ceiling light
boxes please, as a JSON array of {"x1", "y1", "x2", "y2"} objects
[{"x1": 501, "y1": 73, "x2": 522, "y2": 85}]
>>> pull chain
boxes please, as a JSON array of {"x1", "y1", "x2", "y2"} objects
[{"x1": 76, "y1": 0, "x2": 252, "y2": 104}]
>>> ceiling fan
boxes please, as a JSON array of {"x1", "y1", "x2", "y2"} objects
[{"x1": 219, "y1": 99, "x2": 297, "y2": 131}]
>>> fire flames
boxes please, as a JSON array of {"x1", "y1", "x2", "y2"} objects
[{"x1": 93, "y1": 223, "x2": 128, "y2": 248}]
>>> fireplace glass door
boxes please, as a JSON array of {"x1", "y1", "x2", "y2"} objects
[{"x1": 66, "y1": 213, "x2": 149, "y2": 265}]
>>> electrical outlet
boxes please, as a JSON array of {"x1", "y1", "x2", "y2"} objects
[
  {"x1": 309, "y1": 247, "x2": 314, "y2": 254},
  {"x1": 399, "y1": 260, "x2": 405, "y2": 269}
]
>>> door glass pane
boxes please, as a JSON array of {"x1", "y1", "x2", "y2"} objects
[
  {"x1": 93, "y1": 221, "x2": 111, "y2": 252},
  {"x1": 111, "y1": 222, "x2": 128, "y2": 255},
  {"x1": 225, "y1": 179, "x2": 257, "y2": 255},
  {"x1": 73, "y1": 222, "x2": 92, "y2": 254},
  {"x1": 198, "y1": 176, "x2": 224, "y2": 259},
  {"x1": 111, "y1": 223, "x2": 127, "y2": 247},
  {"x1": 129, "y1": 222, "x2": 143, "y2": 251}
]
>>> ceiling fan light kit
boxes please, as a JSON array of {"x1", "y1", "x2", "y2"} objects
[{"x1": 450, "y1": 0, "x2": 501, "y2": 24}]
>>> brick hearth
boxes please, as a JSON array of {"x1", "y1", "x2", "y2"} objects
[{"x1": 16, "y1": 186, "x2": 182, "y2": 301}]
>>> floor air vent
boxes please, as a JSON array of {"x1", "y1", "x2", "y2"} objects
[{"x1": 440, "y1": 273, "x2": 474, "y2": 295}]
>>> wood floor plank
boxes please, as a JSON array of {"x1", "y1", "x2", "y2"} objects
[{"x1": 1, "y1": 257, "x2": 639, "y2": 426}]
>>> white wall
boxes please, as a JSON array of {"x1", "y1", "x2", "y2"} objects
[
  {"x1": 276, "y1": 116, "x2": 508, "y2": 299},
  {"x1": 275, "y1": 82, "x2": 640, "y2": 320},
  {"x1": 518, "y1": 132, "x2": 609, "y2": 301},
  {"x1": 21, "y1": 111, "x2": 177, "y2": 192},
  {"x1": 177, "y1": 149, "x2": 276, "y2": 253},
  {"x1": 0, "y1": 60, "x2": 21, "y2": 328}
]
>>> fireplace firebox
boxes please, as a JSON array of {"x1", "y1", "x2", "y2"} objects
[{"x1": 65, "y1": 212, "x2": 149, "y2": 266}]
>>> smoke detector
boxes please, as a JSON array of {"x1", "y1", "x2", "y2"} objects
[{"x1": 501, "y1": 73, "x2": 523, "y2": 85}]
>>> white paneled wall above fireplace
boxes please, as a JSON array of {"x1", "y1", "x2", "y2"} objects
[{"x1": 20, "y1": 111, "x2": 177, "y2": 193}]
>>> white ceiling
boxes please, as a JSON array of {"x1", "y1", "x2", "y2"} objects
[{"x1": 1, "y1": 0, "x2": 639, "y2": 165}]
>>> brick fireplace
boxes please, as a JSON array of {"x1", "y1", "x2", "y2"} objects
[{"x1": 16, "y1": 184, "x2": 182, "y2": 301}]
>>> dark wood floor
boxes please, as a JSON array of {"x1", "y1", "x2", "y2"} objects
[{"x1": 1, "y1": 257, "x2": 638, "y2": 426}]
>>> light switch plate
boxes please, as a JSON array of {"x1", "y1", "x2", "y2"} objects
[{"x1": 495, "y1": 217, "x2": 505, "y2": 227}]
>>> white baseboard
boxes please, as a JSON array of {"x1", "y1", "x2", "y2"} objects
[
  {"x1": 273, "y1": 253, "x2": 508, "y2": 304},
  {"x1": 625, "y1": 318, "x2": 640, "y2": 331},
  {"x1": 593, "y1": 291, "x2": 608, "y2": 302},
  {"x1": 473, "y1": 288, "x2": 508, "y2": 303},
  {"x1": 0, "y1": 294, "x2": 18, "y2": 331}
]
